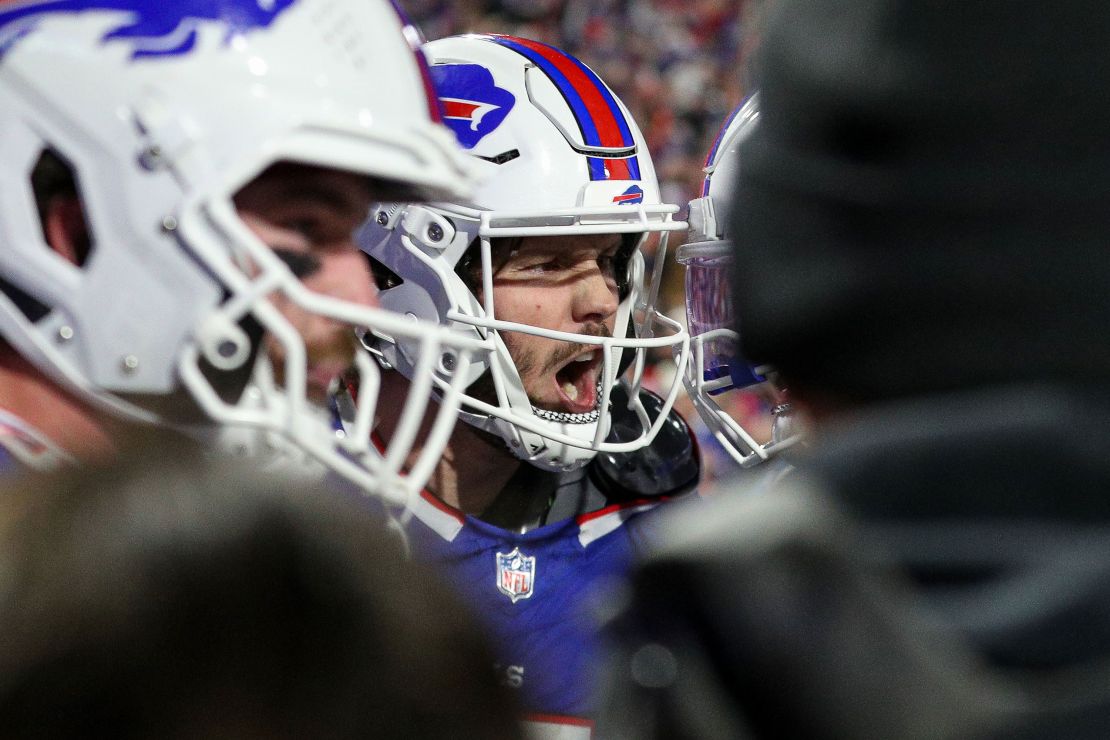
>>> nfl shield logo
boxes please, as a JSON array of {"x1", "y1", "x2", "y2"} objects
[{"x1": 495, "y1": 547, "x2": 536, "y2": 603}]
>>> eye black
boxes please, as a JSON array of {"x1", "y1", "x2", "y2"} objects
[{"x1": 272, "y1": 248, "x2": 322, "y2": 279}]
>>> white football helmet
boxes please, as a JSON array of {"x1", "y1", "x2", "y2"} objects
[
  {"x1": 0, "y1": 0, "x2": 488, "y2": 503},
  {"x1": 678, "y1": 94, "x2": 799, "y2": 467},
  {"x1": 360, "y1": 34, "x2": 690, "y2": 472}
]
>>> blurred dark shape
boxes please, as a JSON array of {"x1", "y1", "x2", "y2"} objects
[
  {"x1": 597, "y1": 1, "x2": 1110, "y2": 738},
  {"x1": 733, "y1": 1, "x2": 1110, "y2": 405},
  {"x1": 0, "y1": 443, "x2": 522, "y2": 739},
  {"x1": 600, "y1": 388, "x2": 1110, "y2": 739}
]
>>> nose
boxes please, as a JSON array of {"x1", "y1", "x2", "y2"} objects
[{"x1": 572, "y1": 263, "x2": 619, "y2": 325}]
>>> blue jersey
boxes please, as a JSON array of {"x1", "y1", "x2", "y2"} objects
[
  {"x1": 406, "y1": 481, "x2": 675, "y2": 738},
  {"x1": 402, "y1": 387, "x2": 700, "y2": 737}
]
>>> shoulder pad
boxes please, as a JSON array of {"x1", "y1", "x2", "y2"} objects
[{"x1": 589, "y1": 384, "x2": 701, "y2": 501}]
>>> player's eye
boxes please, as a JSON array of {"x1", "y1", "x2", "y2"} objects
[{"x1": 522, "y1": 257, "x2": 562, "y2": 273}]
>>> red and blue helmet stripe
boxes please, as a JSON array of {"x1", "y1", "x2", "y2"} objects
[
  {"x1": 385, "y1": 0, "x2": 442, "y2": 123},
  {"x1": 702, "y1": 100, "x2": 748, "y2": 196},
  {"x1": 482, "y1": 34, "x2": 641, "y2": 182}
]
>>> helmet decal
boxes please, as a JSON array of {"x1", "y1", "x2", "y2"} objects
[
  {"x1": 612, "y1": 184, "x2": 644, "y2": 205},
  {"x1": 0, "y1": 0, "x2": 298, "y2": 60},
  {"x1": 482, "y1": 34, "x2": 641, "y2": 181},
  {"x1": 431, "y1": 63, "x2": 516, "y2": 149}
]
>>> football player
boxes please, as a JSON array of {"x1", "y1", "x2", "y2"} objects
[
  {"x1": 678, "y1": 94, "x2": 801, "y2": 473},
  {"x1": 0, "y1": 0, "x2": 486, "y2": 500},
  {"x1": 357, "y1": 34, "x2": 699, "y2": 735}
]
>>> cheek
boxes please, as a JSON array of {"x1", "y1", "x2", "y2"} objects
[
  {"x1": 495, "y1": 285, "x2": 561, "y2": 327},
  {"x1": 266, "y1": 294, "x2": 346, "y2": 354},
  {"x1": 267, "y1": 296, "x2": 318, "y2": 343}
]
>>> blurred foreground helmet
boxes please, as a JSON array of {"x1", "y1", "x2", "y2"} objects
[
  {"x1": 361, "y1": 34, "x2": 690, "y2": 472},
  {"x1": 0, "y1": 0, "x2": 485, "y2": 503},
  {"x1": 678, "y1": 94, "x2": 799, "y2": 467}
]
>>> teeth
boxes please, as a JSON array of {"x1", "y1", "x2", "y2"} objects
[
  {"x1": 573, "y1": 352, "x2": 595, "y2": 363},
  {"x1": 562, "y1": 381, "x2": 579, "y2": 401}
]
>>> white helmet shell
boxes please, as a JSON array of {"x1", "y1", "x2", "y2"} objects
[{"x1": 0, "y1": 0, "x2": 485, "y2": 504}]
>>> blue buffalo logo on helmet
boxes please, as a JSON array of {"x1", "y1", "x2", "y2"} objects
[
  {"x1": 430, "y1": 62, "x2": 515, "y2": 150},
  {"x1": 0, "y1": 0, "x2": 298, "y2": 60},
  {"x1": 612, "y1": 184, "x2": 644, "y2": 205}
]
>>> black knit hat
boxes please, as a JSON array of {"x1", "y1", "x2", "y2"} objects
[{"x1": 732, "y1": 1, "x2": 1110, "y2": 403}]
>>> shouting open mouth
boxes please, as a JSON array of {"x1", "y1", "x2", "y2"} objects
[{"x1": 533, "y1": 348, "x2": 607, "y2": 424}]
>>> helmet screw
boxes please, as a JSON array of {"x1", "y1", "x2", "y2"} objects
[
  {"x1": 217, "y1": 340, "x2": 239, "y2": 359},
  {"x1": 57, "y1": 325, "x2": 74, "y2": 342},
  {"x1": 440, "y1": 352, "x2": 457, "y2": 372},
  {"x1": 160, "y1": 215, "x2": 178, "y2": 233},
  {"x1": 376, "y1": 210, "x2": 389, "y2": 226},
  {"x1": 121, "y1": 355, "x2": 140, "y2": 373},
  {"x1": 427, "y1": 223, "x2": 444, "y2": 242},
  {"x1": 138, "y1": 145, "x2": 163, "y2": 170}
]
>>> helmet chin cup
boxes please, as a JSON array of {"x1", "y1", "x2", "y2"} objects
[{"x1": 491, "y1": 409, "x2": 613, "y2": 473}]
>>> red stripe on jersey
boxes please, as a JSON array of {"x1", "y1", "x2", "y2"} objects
[
  {"x1": 523, "y1": 712, "x2": 595, "y2": 728},
  {"x1": 419, "y1": 490, "x2": 466, "y2": 524},
  {"x1": 576, "y1": 497, "x2": 666, "y2": 525}
]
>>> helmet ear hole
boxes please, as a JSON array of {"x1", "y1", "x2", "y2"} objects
[
  {"x1": 1, "y1": 148, "x2": 93, "y2": 323},
  {"x1": 33, "y1": 148, "x2": 94, "y2": 268}
]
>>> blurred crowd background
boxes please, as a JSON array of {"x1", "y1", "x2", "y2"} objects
[{"x1": 408, "y1": 0, "x2": 773, "y2": 486}]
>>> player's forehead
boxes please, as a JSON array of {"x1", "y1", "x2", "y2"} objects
[
  {"x1": 233, "y1": 163, "x2": 365, "y2": 212},
  {"x1": 233, "y1": 162, "x2": 416, "y2": 214}
]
